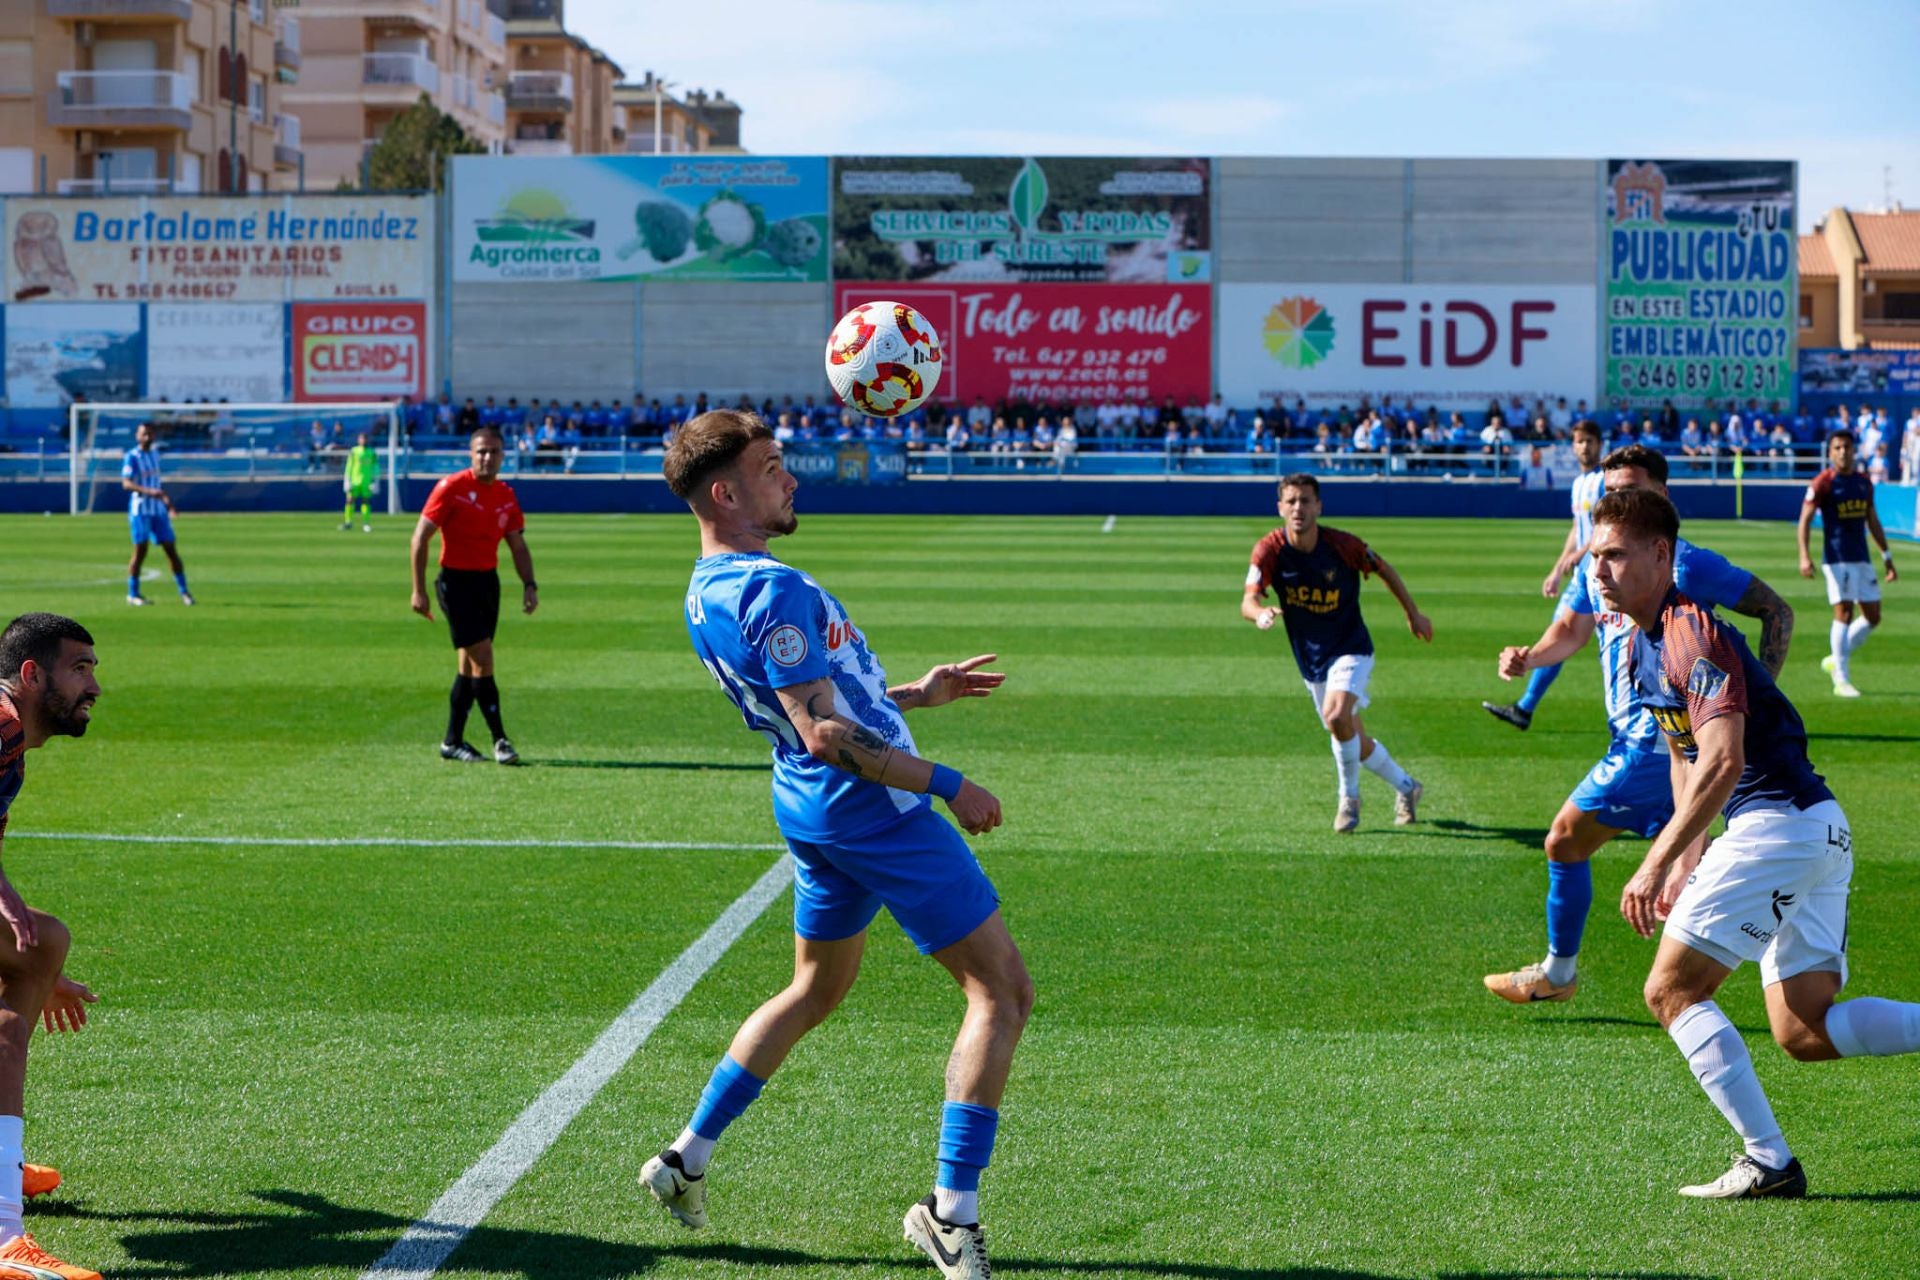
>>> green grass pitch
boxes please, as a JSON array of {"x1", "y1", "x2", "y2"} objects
[{"x1": 0, "y1": 510, "x2": 1914, "y2": 1280}]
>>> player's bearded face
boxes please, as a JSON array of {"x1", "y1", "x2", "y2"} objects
[
  {"x1": 737, "y1": 442, "x2": 798, "y2": 536},
  {"x1": 34, "y1": 645, "x2": 99, "y2": 738}
]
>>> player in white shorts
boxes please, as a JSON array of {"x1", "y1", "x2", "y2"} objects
[
  {"x1": 1796, "y1": 430, "x2": 1896, "y2": 697},
  {"x1": 1589, "y1": 486, "x2": 1920, "y2": 1199}
]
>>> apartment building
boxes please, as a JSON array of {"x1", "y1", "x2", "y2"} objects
[
  {"x1": 610, "y1": 75, "x2": 742, "y2": 156},
  {"x1": 502, "y1": 0, "x2": 620, "y2": 156},
  {"x1": 0, "y1": 0, "x2": 296, "y2": 194},
  {"x1": 1800, "y1": 208, "x2": 1920, "y2": 350},
  {"x1": 281, "y1": 0, "x2": 510, "y2": 190}
]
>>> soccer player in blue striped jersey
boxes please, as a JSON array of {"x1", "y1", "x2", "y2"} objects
[
  {"x1": 1483, "y1": 445, "x2": 1795, "y2": 1003},
  {"x1": 1483, "y1": 420, "x2": 1604, "y2": 730},
  {"x1": 121, "y1": 422, "x2": 194, "y2": 607},
  {"x1": 639, "y1": 410, "x2": 1030, "y2": 1280}
]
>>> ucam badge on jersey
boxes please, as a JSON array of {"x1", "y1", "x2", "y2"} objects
[{"x1": 1687, "y1": 656, "x2": 1730, "y2": 701}]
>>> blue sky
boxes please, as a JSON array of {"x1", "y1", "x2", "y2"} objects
[{"x1": 566, "y1": 0, "x2": 1918, "y2": 233}]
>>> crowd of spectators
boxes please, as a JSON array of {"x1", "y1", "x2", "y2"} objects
[{"x1": 393, "y1": 388, "x2": 1920, "y2": 483}]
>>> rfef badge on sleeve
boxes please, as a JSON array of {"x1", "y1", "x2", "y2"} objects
[
  {"x1": 1687, "y1": 656, "x2": 1729, "y2": 701},
  {"x1": 767, "y1": 624, "x2": 809, "y2": 667}
]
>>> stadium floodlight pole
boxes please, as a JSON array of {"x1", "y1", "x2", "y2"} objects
[{"x1": 652, "y1": 75, "x2": 676, "y2": 155}]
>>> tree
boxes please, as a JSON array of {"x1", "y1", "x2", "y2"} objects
[{"x1": 353, "y1": 93, "x2": 486, "y2": 192}]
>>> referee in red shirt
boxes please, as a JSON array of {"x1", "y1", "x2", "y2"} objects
[{"x1": 410, "y1": 425, "x2": 538, "y2": 764}]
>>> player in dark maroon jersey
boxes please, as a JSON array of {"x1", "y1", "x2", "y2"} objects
[
  {"x1": 1796, "y1": 430, "x2": 1896, "y2": 697},
  {"x1": 1242, "y1": 474, "x2": 1433, "y2": 833}
]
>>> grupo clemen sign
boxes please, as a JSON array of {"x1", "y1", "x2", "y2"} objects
[
  {"x1": 1219, "y1": 284, "x2": 1597, "y2": 411},
  {"x1": 5, "y1": 195, "x2": 433, "y2": 304},
  {"x1": 291, "y1": 302, "x2": 426, "y2": 401}
]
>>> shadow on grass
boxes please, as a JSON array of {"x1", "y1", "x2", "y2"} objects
[
  {"x1": 534, "y1": 758, "x2": 772, "y2": 772},
  {"x1": 31, "y1": 1190, "x2": 1726, "y2": 1280},
  {"x1": 1423, "y1": 818, "x2": 1548, "y2": 846},
  {"x1": 1553, "y1": 1013, "x2": 1773, "y2": 1037}
]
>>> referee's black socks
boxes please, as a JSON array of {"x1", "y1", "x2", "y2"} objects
[
  {"x1": 473, "y1": 675, "x2": 508, "y2": 743},
  {"x1": 447, "y1": 674, "x2": 477, "y2": 745}
]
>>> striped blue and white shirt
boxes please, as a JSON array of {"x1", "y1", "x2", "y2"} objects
[
  {"x1": 1569, "y1": 467, "x2": 1604, "y2": 551},
  {"x1": 122, "y1": 446, "x2": 166, "y2": 518}
]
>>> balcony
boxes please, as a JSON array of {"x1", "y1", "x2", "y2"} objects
[
  {"x1": 47, "y1": 0, "x2": 192, "y2": 19},
  {"x1": 49, "y1": 70, "x2": 193, "y2": 130},
  {"x1": 448, "y1": 73, "x2": 475, "y2": 111},
  {"x1": 505, "y1": 69, "x2": 571, "y2": 111},
  {"x1": 275, "y1": 16, "x2": 301, "y2": 70},
  {"x1": 274, "y1": 113, "x2": 301, "y2": 168},
  {"x1": 57, "y1": 176, "x2": 183, "y2": 195},
  {"x1": 363, "y1": 52, "x2": 439, "y2": 96},
  {"x1": 484, "y1": 91, "x2": 505, "y2": 126},
  {"x1": 625, "y1": 134, "x2": 690, "y2": 154},
  {"x1": 484, "y1": 13, "x2": 507, "y2": 45},
  {"x1": 510, "y1": 137, "x2": 572, "y2": 157}
]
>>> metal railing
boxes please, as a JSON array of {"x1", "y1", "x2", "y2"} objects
[
  {"x1": 274, "y1": 14, "x2": 301, "y2": 65},
  {"x1": 483, "y1": 12, "x2": 507, "y2": 45},
  {"x1": 625, "y1": 134, "x2": 688, "y2": 154},
  {"x1": 505, "y1": 69, "x2": 572, "y2": 105},
  {"x1": 274, "y1": 112, "x2": 300, "y2": 148},
  {"x1": 56, "y1": 176, "x2": 180, "y2": 195},
  {"x1": 363, "y1": 52, "x2": 439, "y2": 93},
  {"x1": 484, "y1": 91, "x2": 506, "y2": 125},
  {"x1": 55, "y1": 69, "x2": 193, "y2": 112},
  {"x1": 449, "y1": 74, "x2": 474, "y2": 110},
  {"x1": 510, "y1": 138, "x2": 572, "y2": 156}
]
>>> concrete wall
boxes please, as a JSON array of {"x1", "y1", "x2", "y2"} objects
[
  {"x1": 1215, "y1": 157, "x2": 1600, "y2": 284},
  {"x1": 449, "y1": 280, "x2": 829, "y2": 402}
]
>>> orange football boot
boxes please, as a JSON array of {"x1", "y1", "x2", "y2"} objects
[
  {"x1": 20, "y1": 1166, "x2": 59, "y2": 1199},
  {"x1": 0, "y1": 1232, "x2": 102, "y2": 1280},
  {"x1": 1483, "y1": 963, "x2": 1578, "y2": 1004}
]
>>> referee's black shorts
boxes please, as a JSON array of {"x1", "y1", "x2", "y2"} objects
[{"x1": 435, "y1": 568, "x2": 500, "y2": 650}]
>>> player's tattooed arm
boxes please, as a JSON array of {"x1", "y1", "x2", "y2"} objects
[
  {"x1": 778, "y1": 677, "x2": 933, "y2": 792},
  {"x1": 1726, "y1": 576, "x2": 1794, "y2": 678}
]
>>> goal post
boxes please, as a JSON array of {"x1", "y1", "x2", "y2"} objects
[{"x1": 67, "y1": 401, "x2": 404, "y2": 517}]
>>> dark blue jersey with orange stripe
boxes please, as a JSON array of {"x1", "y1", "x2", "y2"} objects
[
  {"x1": 1247, "y1": 525, "x2": 1378, "y2": 681},
  {"x1": 1630, "y1": 588, "x2": 1832, "y2": 821},
  {"x1": 0, "y1": 688, "x2": 24, "y2": 842},
  {"x1": 1803, "y1": 467, "x2": 1874, "y2": 563}
]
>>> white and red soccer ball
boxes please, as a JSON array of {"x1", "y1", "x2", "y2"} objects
[{"x1": 824, "y1": 300, "x2": 943, "y2": 418}]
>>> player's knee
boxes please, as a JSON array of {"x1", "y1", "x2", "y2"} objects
[
  {"x1": 24, "y1": 914, "x2": 69, "y2": 973},
  {"x1": 1773, "y1": 1022, "x2": 1834, "y2": 1062},
  {"x1": 1543, "y1": 825, "x2": 1589, "y2": 863},
  {"x1": 1642, "y1": 975, "x2": 1694, "y2": 1026}
]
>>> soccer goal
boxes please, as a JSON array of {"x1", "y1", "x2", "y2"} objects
[{"x1": 67, "y1": 401, "x2": 404, "y2": 517}]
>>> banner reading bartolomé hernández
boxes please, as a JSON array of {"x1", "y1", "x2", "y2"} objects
[{"x1": 1603, "y1": 159, "x2": 1795, "y2": 409}]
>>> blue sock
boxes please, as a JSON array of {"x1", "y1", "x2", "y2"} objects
[
  {"x1": 935, "y1": 1101, "x2": 999, "y2": 1194},
  {"x1": 688, "y1": 1055, "x2": 764, "y2": 1141},
  {"x1": 1545, "y1": 860, "x2": 1593, "y2": 960},
  {"x1": 127, "y1": 575, "x2": 140, "y2": 597},
  {"x1": 1516, "y1": 662, "x2": 1562, "y2": 714},
  {"x1": 174, "y1": 572, "x2": 190, "y2": 595}
]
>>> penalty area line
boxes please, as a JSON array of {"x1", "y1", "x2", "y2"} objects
[
  {"x1": 360, "y1": 854, "x2": 792, "y2": 1280},
  {"x1": 11, "y1": 832, "x2": 784, "y2": 852}
]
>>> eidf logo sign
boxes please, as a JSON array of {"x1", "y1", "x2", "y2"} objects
[{"x1": 292, "y1": 303, "x2": 425, "y2": 400}]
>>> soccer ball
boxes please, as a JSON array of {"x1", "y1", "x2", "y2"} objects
[{"x1": 825, "y1": 301, "x2": 943, "y2": 418}]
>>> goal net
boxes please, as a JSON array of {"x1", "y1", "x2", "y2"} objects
[{"x1": 67, "y1": 401, "x2": 403, "y2": 517}]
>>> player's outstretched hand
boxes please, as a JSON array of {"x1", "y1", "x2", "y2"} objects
[
  {"x1": 523, "y1": 583, "x2": 539, "y2": 616},
  {"x1": 1620, "y1": 866, "x2": 1663, "y2": 938},
  {"x1": 1407, "y1": 611, "x2": 1434, "y2": 643},
  {"x1": 0, "y1": 875, "x2": 37, "y2": 951},
  {"x1": 947, "y1": 779, "x2": 1003, "y2": 836},
  {"x1": 1798, "y1": 555, "x2": 1815, "y2": 579},
  {"x1": 41, "y1": 974, "x2": 96, "y2": 1034},
  {"x1": 1498, "y1": 645, "x2": 1532, "y2": 680},
  {"x1": 914, "y1": 655, "x2": 1004, "y2": 709},
  {"x1": 411, "y1": 590, "x2": 434, "y2": 621}
]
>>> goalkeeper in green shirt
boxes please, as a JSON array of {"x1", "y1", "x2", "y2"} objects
[{"x1": 342, "y1": 433, "x2": 380, "y2": 532}]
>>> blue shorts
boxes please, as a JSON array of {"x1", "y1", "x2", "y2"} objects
[
  {"x1": 1567, "y1": 744, "x2": 1672, "y2": 838},
  {"x1": 129, "y1": 512, "x2": 175, "y2": 545},
  {"x1": 786, "y1": 805, "x2": 1000, "y2": 954}
]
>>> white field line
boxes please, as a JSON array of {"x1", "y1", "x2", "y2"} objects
[
  {"x1": 362, "y1": 854, "x2": 792, "y2": 1280},
  {"x1": 11, "y1": 832, "x2": 783, "y2": 852},
  {"x1": 1101, "y1": 514, "x2": 1117, "y2": 533}
]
